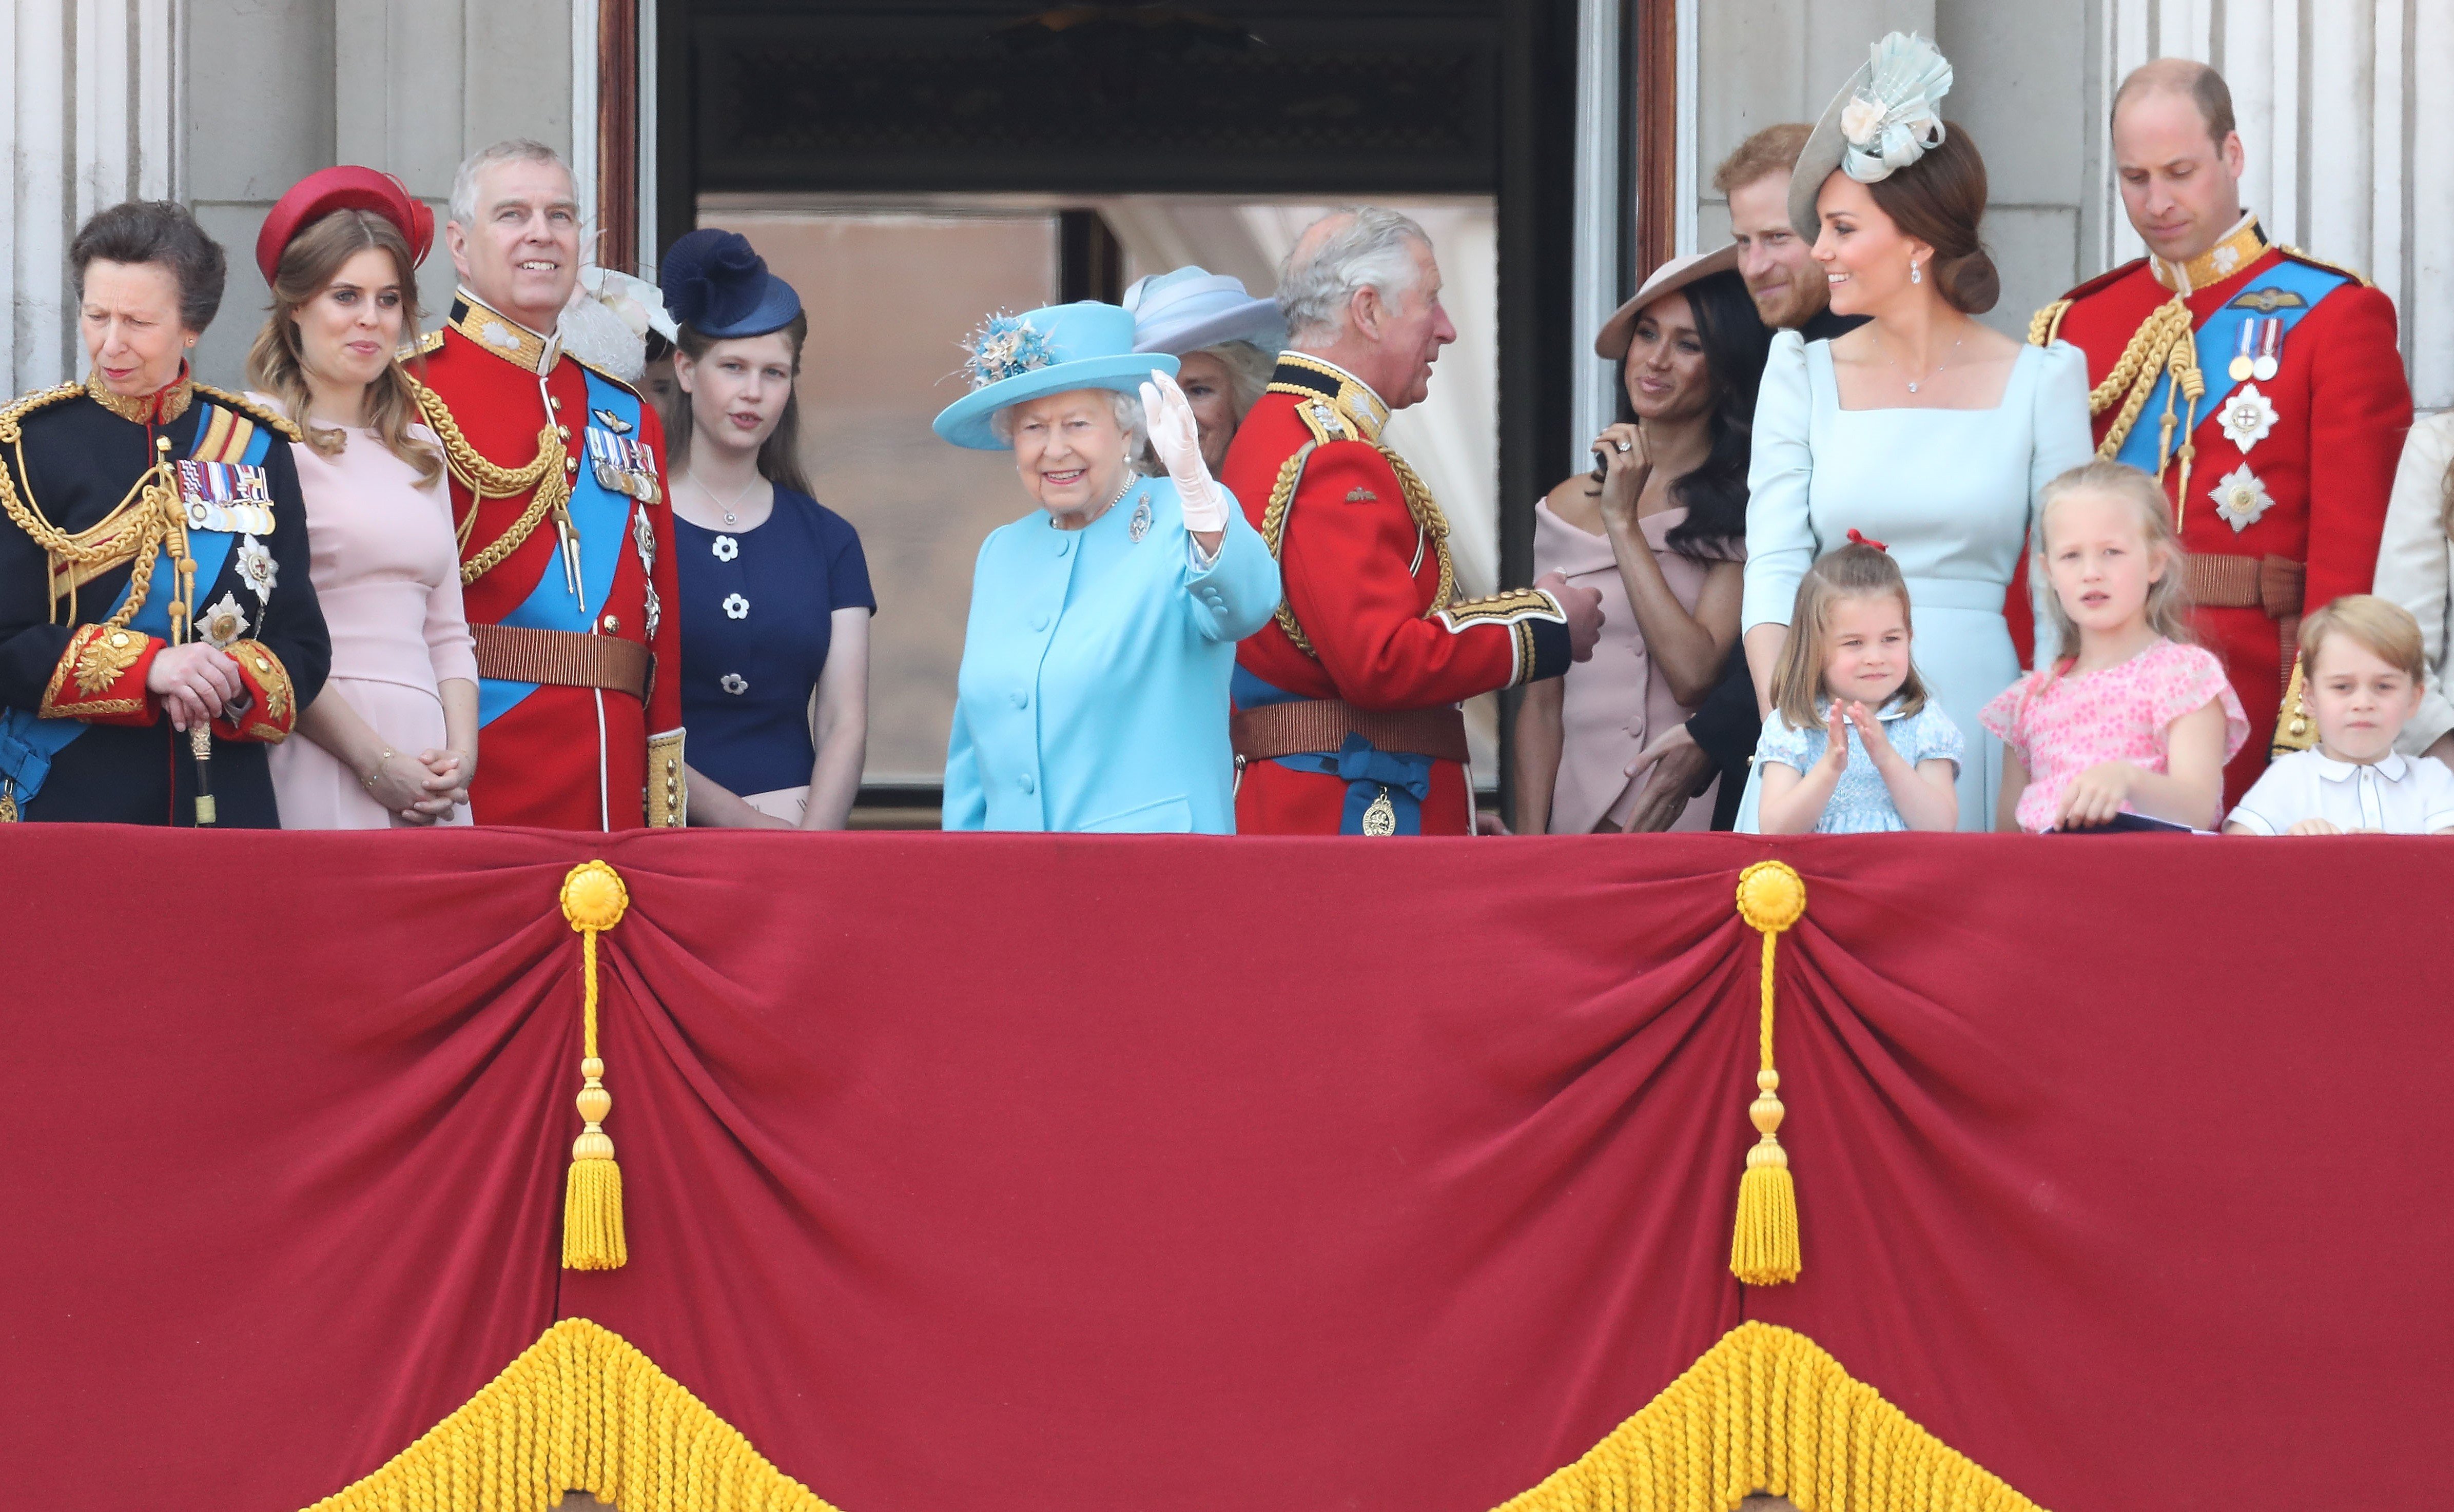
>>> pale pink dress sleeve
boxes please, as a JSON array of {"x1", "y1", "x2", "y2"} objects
[
  {"x1": 412, "y1": 429, "x2": 479, "y2": 688},
  {"x1": 2145, "y1": 643, "x2": 2250, "y2": 762}
]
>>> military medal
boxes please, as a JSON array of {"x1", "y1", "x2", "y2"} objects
[
  {"x1": 2217, "y1": 384, "x2": 2278, "y2": 454},
  {"x1": 2228, "y1": 321, "x2": 2257, "y2": 383},
  {"x1": 2252, "y1": 317, "x2": 2282, "y2": 381},
  {"x1": 1361, "y1": 786, "x2": 1397, "y2": 836},
  {"x1": 2209, "y1": 464, "x2": 2274, "y2": 532}
]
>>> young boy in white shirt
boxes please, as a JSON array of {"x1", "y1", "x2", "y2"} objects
[{"x1": 2225, "y1": 595, "x2": 2454, "y2": 835}]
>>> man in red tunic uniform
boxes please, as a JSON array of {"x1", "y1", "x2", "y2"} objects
[
  {"x1": 2031, "y1": 60, "x2": 2410, "y2": 804},
  {"x1": 414, "y1": 140, "x2": 685, "y2": 829},
  {"x1": 1222, "y1": 209, "x2": 1602, "y2": 835}
]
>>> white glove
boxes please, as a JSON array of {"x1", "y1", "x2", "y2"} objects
[{"x1": 1141, "y1": 369, "x2": 1229, "y2": 534}]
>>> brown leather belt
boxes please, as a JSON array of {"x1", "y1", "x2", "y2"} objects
[
  {"x1": 1233, "y1": 699, "x2": 1470, "y2": 763},
  {"x1": 471, "y1": 623, "x2": 649, "y2": 700},
  {"x1": 2184, "y1": 552, "x2": 2304, "y2": 695}
]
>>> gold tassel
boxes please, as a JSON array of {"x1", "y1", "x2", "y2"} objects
[
  {"x1": 1730, "y1": 861, "x2": 1807, "y2": 1285},
  {"x1": 560, "y1": 860, "x2": 631, "y2": 1270}
]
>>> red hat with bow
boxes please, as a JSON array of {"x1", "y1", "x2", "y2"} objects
[{"x1": 254, "y1": 166, "x2": 434, "y2": 285}]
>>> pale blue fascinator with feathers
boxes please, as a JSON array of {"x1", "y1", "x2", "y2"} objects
[{"x1": 1787, "y1": 33, "x2": 1957, "y2": 241}]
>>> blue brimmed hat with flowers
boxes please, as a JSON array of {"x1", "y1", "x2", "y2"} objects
[
  {"x1": 1789, "y1": 32, "x2": 1956, "y2": 242},
  {"x1": 660, "y1": 227, "x2": 803, "y2": 338},
  {"x1": 932, "y1": 302, "x2": 1178, "y2": 451}
]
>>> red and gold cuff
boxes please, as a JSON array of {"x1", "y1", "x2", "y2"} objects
[
  {"x1": 211, "y1": 640, "x2": 298, "y2": 743},
  {"x1": 40, "y1": 625, "x2": 163, "y2": 724}
]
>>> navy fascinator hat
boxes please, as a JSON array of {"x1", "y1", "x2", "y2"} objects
[{"x1": 660, "y1": 228, "x2": 802, "y2": 339}]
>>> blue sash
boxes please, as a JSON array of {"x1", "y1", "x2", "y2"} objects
[
  {"x1": 2112, "y1": 257, "x2": 2351, "y2": 476},
  {"x1": 477, "y1": 367, "x2": 646, "y2": 727},
  {"x1": 0, "y1": 400, "x2": 263, "y2": 808},
  {"x1": 1233, "y1": 666, "x2": 1436, "y2": 835}
]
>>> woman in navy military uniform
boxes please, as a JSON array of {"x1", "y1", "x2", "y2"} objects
[
  {"x1": 660, "y1": 229, "x2": 873, "y2": 829},
  {"x1": 0, "y1": 201, "x2": 329, "y2": 826}
]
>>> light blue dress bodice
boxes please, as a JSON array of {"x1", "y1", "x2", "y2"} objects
[
  {"x1": 944, "y1": 475, "x2": 1279, "y2": 834},
  {"x1": 1738, "y1": 329, "x2": 2094, "y2": 832}
]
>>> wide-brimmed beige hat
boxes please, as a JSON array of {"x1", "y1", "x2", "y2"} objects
[
  {"x1": 1594, "y1": 244, "x2": 1740, "y2": 359},
  {"x1": 1788, "y1": 32, "x2": 1956, "y2": 242}
]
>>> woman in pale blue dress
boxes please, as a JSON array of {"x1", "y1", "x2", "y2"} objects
[{"x1": 1737, "y1": 33, "x2": 2094, "y2": 831}]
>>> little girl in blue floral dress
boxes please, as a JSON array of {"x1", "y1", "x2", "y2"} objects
[{"x1": 1745, "y1": 538, "x2": 1964, "y2": 834}]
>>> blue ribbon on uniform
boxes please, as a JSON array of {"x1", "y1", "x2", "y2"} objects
[{"x1": 1274, "y1": 732, "x2": 1433, "y2": 835}]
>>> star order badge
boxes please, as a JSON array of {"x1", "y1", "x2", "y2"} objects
[
  {"x1": 2217, "y1": 384, "x2": 2278, "y2": 454},
  {"x1": 196, "y1": 592, "x2": 251, "y2": 650},
  {"x1": 2209, "y1": 465, "x2": 2274, "y2": 533}
]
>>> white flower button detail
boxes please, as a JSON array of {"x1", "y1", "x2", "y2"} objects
[
  {"x1": 2217, "y1": 384, "x2": 2278, "y2": 453},
  {"x1": 712, "y1": 535, "x2": 738, "y2": 562},
  {"x1": 720, "y1": 673, "x2": 747, "y2": 695},
  {"x1": 236, "y1": 535, "x2": 278, "y2": 602},
  {"x1": 2209, "y1": 465, "x2": 2274, "y2": 532},
  {"x1": 723, "y1": 592, "x2": 750, "y2": 620}
]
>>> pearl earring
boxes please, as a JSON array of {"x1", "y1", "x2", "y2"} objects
[{"x1": 1910, "y1": 260, "x2": 1923, "y2": 285}]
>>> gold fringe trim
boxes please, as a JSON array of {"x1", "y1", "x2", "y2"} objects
[
  {"x1": 1730, "y1": 863, "x2": 1805, "y2": 1286},
  {"x1": 1492, "y1": 1322, "x2": 2047, "y2": 1512},
  {"x1": 301, "y1": 1318, "x2": 841, "y2": 1512}
]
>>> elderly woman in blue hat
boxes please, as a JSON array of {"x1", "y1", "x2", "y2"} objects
[
  {"x1": 1123, "y1": 266, "x2": 1285, "y2": 472},
  {"x1": 935, "y1": 301, "x2": 1279, "y2": 833},
  {"x1": 660, "y1": 227, "x2": 873, "y2": 830}
]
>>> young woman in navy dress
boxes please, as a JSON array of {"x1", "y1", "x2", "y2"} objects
[{"x1": 660, "y1": 229, "x2": 872, "y2": 829}]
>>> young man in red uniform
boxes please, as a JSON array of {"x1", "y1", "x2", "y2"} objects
[
  {"x1": 2031, "y1": 60, "x2": 2411, "y2": 804},
  {"x1": 1222, "y1": 209, "x2": 1603, "y2": 835},
  {"x1": 413, "y1": 141, "x2": 686, "y2": 829}
]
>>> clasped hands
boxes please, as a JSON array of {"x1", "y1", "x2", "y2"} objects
[{"x1": 363, "y1": 746, "x2": 473, "y2": 826}]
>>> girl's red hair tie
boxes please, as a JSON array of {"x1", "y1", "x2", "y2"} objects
[{"x1": 1846, "y1": 528, "x2": 1889, "y2": 552}]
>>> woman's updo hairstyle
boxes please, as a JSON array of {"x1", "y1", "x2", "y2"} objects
[{"x1": 1865, "y1": 123, "x2": 1999, "y2": 315}]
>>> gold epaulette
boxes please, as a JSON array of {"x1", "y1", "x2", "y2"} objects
[
  {"x1": 0, "y1": 381, "x2": 87, "y2": 442},
  {"x1": 2027, "y1": 300, "x2": 2074, "y2": 348},
  {"x1": 2277, "y1": 245, "x2": 2375, "y2": 289},
  {"x1": 412, "y1": 328, "x2": 445, "y2": 356},
  {"x1": 191, "y1": 382, "x2": 303, "y2": 442}
]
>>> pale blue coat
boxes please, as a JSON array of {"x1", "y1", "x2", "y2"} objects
[{"x1": 944, "y1": 475, "x2": 1279, "y2": 833}]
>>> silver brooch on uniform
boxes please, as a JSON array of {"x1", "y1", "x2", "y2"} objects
[
  {"x1": 235, "y1": 535, "x2": 278, "y2": 603},
  {"x1": 196, "y1": 592, "x2": 250, "y2": 650},
  {"x1": 2209, "y1": 465, "x2": 2274, "y2": 532},
  {"x1": 712, "y1": 535, "x2": 738, "y2": 562},
  {"x1": 723, "y1": 592, "x2": 750, "y2": 620},
  {"x1": 1127, "y1": 493, "x2": 1153, "y2": 543},
  {"x1": 633, "y1": 506, "x2": 656, "y2": 570},
  {"x1": 643, "y1": 581, "x2": 661, "y2": 642}
]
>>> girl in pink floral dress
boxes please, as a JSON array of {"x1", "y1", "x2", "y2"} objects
[{"x1": 1983, "y1": 461, "x2": 2247, "y2": 832}]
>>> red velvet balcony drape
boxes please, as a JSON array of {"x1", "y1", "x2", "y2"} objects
[{"x1": 0, "y1": 827, "x2": 2445, "y2": 1511}]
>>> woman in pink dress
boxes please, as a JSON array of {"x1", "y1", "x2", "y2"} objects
[
  {"x1": 1511, "y1": 248, "x2": 1773, "y2": 833},
  {"x1": 249, "y1": 168, "x2": 478, "y2": 828}
]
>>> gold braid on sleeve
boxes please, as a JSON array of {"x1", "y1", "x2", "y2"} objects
[
  {"x1": 408, "y1": 376, "x2": 573, "y2": 585},
  {"x1": 1257, "y1": 439, "x2": 1457, "y2": 662}
]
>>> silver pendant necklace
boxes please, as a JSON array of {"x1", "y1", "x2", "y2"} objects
[
  {"x1": 691, "y1": 471, "x2": 761, "y2": 527},
  {"x1": 1885, "y1": 333, "x2": 1964, "y2": 396}
]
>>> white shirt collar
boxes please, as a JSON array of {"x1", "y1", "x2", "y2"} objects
[{"x1": 2312, "y1": 748, "x2": 2408, "y2": 783}]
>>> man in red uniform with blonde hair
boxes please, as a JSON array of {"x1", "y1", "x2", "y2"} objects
[
  {"x1": 412, "y1": 139, "x2": 686, "y2": 828},
  {"x1": 1223, "y1": 208, "x2": 1602, "y2": 835},
  {"x1": 2032, "y1": 60, "x2": 2410, "y2": 804}
]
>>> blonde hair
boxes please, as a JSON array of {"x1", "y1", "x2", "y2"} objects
[
  {"x1": 2300, "y1": 594, "x2": 2427, "y2": 683},
  {"x1": 1768, "y1": 541, "x2": 1930, "y2": 731},
  {"x1": 245, "y1": 208, "x2": 441, "y2": 484},
  {"x1": 2034, "y1": 460, "x2": 2194, "y2": 655}
]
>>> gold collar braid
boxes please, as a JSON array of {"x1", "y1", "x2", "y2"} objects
[
  {"x1": 405, "y1": 374, "x2": 574, "y2": 585},
  {"x1": 0, "y1": 386, "x2": 199, "y2": 639}
]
